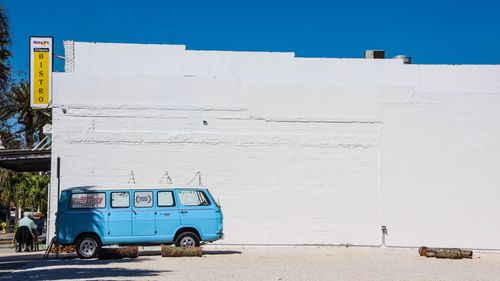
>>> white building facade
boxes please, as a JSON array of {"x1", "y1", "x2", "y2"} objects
[{"x1": 49, "y1": 41, "x2": 500, "y2": 248}]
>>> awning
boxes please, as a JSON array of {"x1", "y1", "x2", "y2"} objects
[{"x1": 0, "y1": 149, "x2": 51, "y2": 172}]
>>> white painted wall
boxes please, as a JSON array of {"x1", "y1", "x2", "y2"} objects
[{"x1": 49, "y1": 41, "x2": 500, "y2": 248}]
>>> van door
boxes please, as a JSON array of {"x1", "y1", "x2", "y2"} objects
[
  {"x1": 155, "y1": 190, "x2": 181, "y2": 242},
  {"x1": 132, "y1": 191, "x2": 156, "y2": 236},
  {"x1": 108, "y1": 191, "x2": 132, "y2": 237},
  {"x1": 177, "y1": 190, "x2": 218, "y2": 239}
]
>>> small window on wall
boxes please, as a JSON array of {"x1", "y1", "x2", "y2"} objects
[
  {"x1": 111, "y1": 192, "x2": 130, "y2": 208},
  {"x1": 178, "y1": 190, "x2": 210, "y2": 206},
  {"x1": 134, "y1": 191, "x2": 153, "y2": 208},
  {"x1": 158, "y1": 191, "x2": 175, "y2": 207},
  {"x1": 70, "y1": 193, "x2": 106, "y2": 209}
]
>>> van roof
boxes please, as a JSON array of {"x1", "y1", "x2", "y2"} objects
[{"x1": 62, "y1": 185, "x2": 208, "y2": 192}]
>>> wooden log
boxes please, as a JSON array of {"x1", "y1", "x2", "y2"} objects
[
  {"x1": 99, "y1": 246, "x2": 139, "y2": 259},
  {"x1": 458, "y1": 249, "x2": 473, "y2": 259},
  {"x1": 160, "y1": 244, "x2": 202, "y2": 257},
  {"x1": 419, "y1": 246, "x2": 473, "y2": 259},
  {"x1": 48, "y1": 244, "x2": 76, "y2": 254}
]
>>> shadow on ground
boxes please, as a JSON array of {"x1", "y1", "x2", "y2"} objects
[
  {"x1": 0, "y1": 266, "x2": 168, "y2": 280},
  {"x1": 0, "y1": 252, "x2": 44, "y2": 274},
  {"x1": 0, "y1": 255, "x2": 167, "y2": 280},
  {"x1": 139, "y1": 249, "x2": 242, "y2": 256},
  {"x1": 0, "y1": 249, "x2": 240, "y2": 279},
  {"x1": 203, "y1": 250, "x2": 242, "y2": 255}
]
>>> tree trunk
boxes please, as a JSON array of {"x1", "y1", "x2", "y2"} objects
[
  {"x1": 160, "y1": 245, "x2": 202, "y2": 257},
  {"x1": 419, "y1": 247, "x2": 473, "y2": 259},
  {"x1": 49, "y1": 244, "x2": 76, "y2": 253},
  {"x1": 99, "y1": 246, "x2": 139, "y2": 259},
  {"x1": 14, "y1": 204, "x2": 19, "y2": 227},
  {"x1": 4, "y1": 209, "x2": 9, "y2": 232}
]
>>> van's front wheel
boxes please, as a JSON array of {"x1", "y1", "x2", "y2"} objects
[
  {"x1": 175, "y1": 232, "x2": 200, "y2": 247},
  {"x1": 76, "y1": 236, "x2": 101, "y2": 259}
]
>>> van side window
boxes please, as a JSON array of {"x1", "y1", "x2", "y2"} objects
[
  {"x1": 70, "y1": 192, "x2": 106, "y2": 209},
  {"x1": 134, "y1": 191, "x2": 153, "y2": 208},
  {"x1": 178, "y1": 190, "x2": 211, "y2": 206},
  {"x1": 111, "y1": 192, "x2": 130, "y2": 208},
  {"x1": 158, "y1": 191, "x2": 175, "y2": 207}
]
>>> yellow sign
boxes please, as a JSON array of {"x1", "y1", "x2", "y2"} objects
[
  {"x1": 33, "y1": 49, "x2": 49, "y2": 104},
  {"x1": 30, "y1": 37, "x2": 52, "y2": 108}
]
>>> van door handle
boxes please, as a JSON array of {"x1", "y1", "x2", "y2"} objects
[
  {"x1": 180, "y1": 211, "x2": 188, "y2": 214},
  {"x1": 163, "y1": 213, "x2": 170, "y2": 216},
  {"x1": 133, "y1": 210, "x2": 137, "y2": 215}
]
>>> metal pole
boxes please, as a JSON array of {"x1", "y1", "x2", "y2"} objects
[{"x1": 56, "y1": 157, "x2": 60, "y2": 258}]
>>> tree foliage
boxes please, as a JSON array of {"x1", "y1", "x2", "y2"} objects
[
  {"x1": 0, "y1": 5, "x2": 10, "y2": 91},
  {"x1": 0, "y1": 168, "x2": 16, "y2": 229},
  {"x1": 0, "y1": 168, "x2": 49, "y2": 230},
  {"x1": 0, "y1": 4, "x2": 15, "y2": 148},
  {"x1": 0, "y1": 5, "x2": 51, "y2": 230},
  {"x1": 0, "y1": 82, "x2": 51, "y2": 148}
]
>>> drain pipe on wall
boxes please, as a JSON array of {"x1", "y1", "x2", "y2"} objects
[
  {"x1": 56, "y1": 157, "x2": 60, "y2": 258},
  {"x1": 380, "y1": 225, "x2": 422, "y2": 249},
  {"x1": 380, "y1": 224, "x2": 500, "y2": 251},
  {"x1": 381, "y1": 225, "x2": 388, "y2": 246}
]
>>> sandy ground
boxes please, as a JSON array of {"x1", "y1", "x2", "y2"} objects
[{"x1": 1, "y1": 246, "x2": 500, "y2": 281}]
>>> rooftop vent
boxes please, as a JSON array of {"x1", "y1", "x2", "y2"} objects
[
  {"x1": 364, "y1": 50, "x2": 385, "y2": 59},
  {"x1": 394, "y1": 55, "x2": 412, "y2": 64}
]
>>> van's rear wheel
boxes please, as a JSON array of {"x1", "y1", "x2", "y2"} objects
[
  {"x1": 175, "y1": 232, "x2": 200, "y2": 247},
  {"x1": 76, "y1": 236, "x2": 101, "y2": 259}
]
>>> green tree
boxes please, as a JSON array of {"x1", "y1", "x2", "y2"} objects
[
  {"x1": 0, "y1": 5, "x2": 51, "y2": 149},
  {"x1": 0, "y1": 82, "x2": 51, "y2": 230},
  {"x1": 0, "y1": 82, "x2": 51, "y2": 148},
  {"x1": 0, "y1": 168, "x2": 18, "y2": 231},
  {"x1": 24, "y1": 173, "x2": 49, "y2": 213},
  {"x1": 0, "y1": 5, "x2": 51, "y2": 230},
  {"x1": 0, "y1": 170, "x2": 50, "y2": 232},
  {"x1": 0, "y1": 5, "x2": 10, "y2": 91},
  {"x1": 0, "y1": 5, "x2": 15, "y2": 148}
]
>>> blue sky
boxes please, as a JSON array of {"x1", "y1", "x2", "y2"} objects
[{"x1": 4, "y1": 0, "x2": 500, "y2": 77}]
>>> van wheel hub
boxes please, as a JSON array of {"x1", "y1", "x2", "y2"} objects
[
  {"x1": 180, "y1": 237, "x2": 196, "y2": 247},
  {"x1": 79, "y1": 238, "x2": 97, "y2": 257}
]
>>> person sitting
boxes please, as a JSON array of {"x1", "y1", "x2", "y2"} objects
[
  {"x1": 15, "y1": 212, "x2": 37, "y2": 252},
  {"x1": 33, "y1": 212, "x2": 44, "y2": 236}
]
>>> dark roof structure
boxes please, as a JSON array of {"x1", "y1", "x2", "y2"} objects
[{"x1": 0, "y1": 149, "x2": 51, "y2": 172}]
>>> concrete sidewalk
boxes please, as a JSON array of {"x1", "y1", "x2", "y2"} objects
[
  {"x1": 0, "y1": 233, "x2": 14, "y2": 244},
  {"x1": 0, "y1": 231, "x2": 46, "y2": 245},
  {"x1": 0, "y1": 233, "x2": 15, "y2": 254}
]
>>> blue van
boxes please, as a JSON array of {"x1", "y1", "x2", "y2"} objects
[{"x1": 56, "y1": 186, "x2": 224, "y2": 258}]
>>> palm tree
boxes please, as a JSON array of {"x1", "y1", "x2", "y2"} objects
[
  {"x1": 0, "y1": 170, "x2": 50, "y2": 232},
  {"x1": 0, "y1": 7, "x2": 50, "y2": 149},
  {"x1": 14, "y1": 174, "x2": 30, "y2": 218},
  {"x1": 0, "y1": 5, "x2": 10, "y2": 91},
  {"x1": 0, "y1": 82, "x2": 51, "y2": 148},
  {"x1": 0, "y1": 6, "x2": 51, "y2": 231},
  {"x1": 25, "y1": 173, "x2": 49, "y2": 213},
  {"x1": 0, "y1": 5, "x2": 14, "y2": 148},
  {"x1": 0, "y1": 168, "x2": 18, "y2": 231}
]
